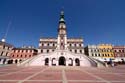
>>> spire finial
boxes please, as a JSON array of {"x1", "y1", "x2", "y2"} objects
[
  {"x1": 59, "y1": 8, "x2": 65, "y2": 24},
  {"x1": 61, "y1": 6, "x2": 64, "y2": 15}
]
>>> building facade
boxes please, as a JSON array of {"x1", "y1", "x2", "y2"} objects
[
  {"x1": 85, "y1": 44, "x2": 114, "y2": 62},
  {"x1": 9, "y1": 46, "x2": 38, "y2": 64},
  {"x1": 38, "y1": 38, "x2": 84, "y2": 54},
  {"x1": 19, "y1": 10, "x2": 99, "y2": 67},
  {"x1": 0, "y1": 39, "x2": 14, "y2": 64},
  {"x1": 85, "y1": 45, "x2": 101, "y2": 60},
  {"x1": 113, "y1": 46, "x2": 125, "y2": 63}
]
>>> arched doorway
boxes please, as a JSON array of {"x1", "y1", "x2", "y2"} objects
[
  {"x1": 3, "y1": 59, "x2": 6, "y2": 64},
  {"x1": 75, "y1": 58, "x2": 80, "y2": 66},
  {"x1": 69, "y1": 58, "x2": 73, "y2": 66},
  {"x1": 59, "y1": 56, "x2": 66, "y2": 66},
  {"x1": 15, "y1": 59, "x2": 18, "y2": 64},
  {"x1": 45, "y1": 58, "x2": 49, "y2": 66},
  {"x1": 52, "y1": 58, "x2": 56, "y2": 66},
  {"x1": 19, "y1": 59, "x2": 22, "y2": 63},
  {"x1": 8, "y1": 60, "x2": 13, "y2": 64}
]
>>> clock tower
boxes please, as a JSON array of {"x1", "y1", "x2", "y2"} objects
[{"x1": 57, "y1": 10, "x2": 67, "y2": 50}]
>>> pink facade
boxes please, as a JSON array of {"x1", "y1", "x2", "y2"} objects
[
  {"x1": 113, "y1": 46, "x2": 125, "y2": 62},
  {"x1": 8, "y1": 48, "x2": 38, "y2": 64},
  {"x1": 10, "y1": 48, "x2": 38, "y2": 59}
]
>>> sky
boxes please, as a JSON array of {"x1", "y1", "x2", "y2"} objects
[{"x1": 0, "y1": 0, "x2": 125, "y2": 47}]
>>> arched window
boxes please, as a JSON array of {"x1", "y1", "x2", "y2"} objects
[
  {"x1": 75, "y1": 50, "x2": 77, "y2": 53},
  {"x1": 80, "y1": 50, "x2": 82, "y2": 53},
  {"x1": 25, "y1": 55, "x2": 27, "y2": 58},
  {"x1": 19, "y1": 59, "x2": 22, "y2": 62},
  {"x1": 42, "y1": 43, "x2": 44, "y2": 46},
  {"x1": 105, "y1": 54, "x2": 107, "y2": 57},
  {"x1": 47, "y1": 43, "x2": 49, "y2": 46},
  {"x1": 91, "y1": 49, "x2": 93, "y2": 52},
  {"x1": 47, "y1": 50, "x2": 49, "y2": 53},
  {"x1": 15, "y1": 59, "x2": 18, "y2": 64},
  {"x1": 41, "y1": 50, "x2": 43, "y2": 53},
  {"x1": 98, "y1": 54, "x2": 100, "y2": 57},
  {"x1": 29, "y1": 55, "x2": 31, "y2": 57},
  {"x1": 98, "y1": 49, "x2": 99, "y2": 52},
  {"x1": 95, "y1": 54, "x2": 97, "y2": 57},
  {"x1": 74, "y1": 44, "x2": 76, "y2": 47},
  {"x1": 114, "y1": 50, "x2": 116, "y2": 52},
  {"x1": 79, "y1": 44, "x2": 81, "y2": 47},
  {"x1": 1, "y1": 51, "x2": 3, "y2": 56},
  {"x1": 92, "y1": 54, "x2": 94, "y2": 56},
  {"x1": 70, "y1": 49, "x2": 72, "y2": 52},
  {"x1": 6, "y1": 52, "x2": 8, "y2": 56},
  {"x1": 94, "y1": 49, "x2": 96, "y2": 52},
  {"x1": 53, "y1": 43, "x2": 55, "y2": 46}
]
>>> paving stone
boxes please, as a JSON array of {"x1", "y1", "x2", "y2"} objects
[
  {"x1": 0, "y1": 65, "x2": 125, "y2": 83},
  {"x1": 0, "y1": 81, "x2": 18, "y2": 83},
  {"x1": 66, "y1": 71, "x2": 99, "y2": 80},
  {"x1": 0, "y1": 73, "x2": 33, "y2": 80},
  {"x1": 28, "y1": 72, "x2": 62, "y2": 80},
  {"x1": 68, "y1": 82, "x2": 106, "y2": 83},
  {"x1": 93, "y1": 73, "x2": 125, "y2": 81},
  {"x1": 22, "y1": 81, "x2": 61, "y2": 83}
]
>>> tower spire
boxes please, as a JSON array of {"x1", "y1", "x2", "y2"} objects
[
  {"x1": 57, "y1": 9, "x2": 67, "y2": 50},
  {"x1": 59, "y1": 10, "x2": 65, "y2": 24}
]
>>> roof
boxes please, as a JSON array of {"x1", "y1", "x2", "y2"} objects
[
  {"x1": 40, "y1": 37, "x2": 57, "y2": 39},
  {"x1": 12, "y1": 47, "x2": 37, "y2": 50},
  {"x1": 0, "y1": 41, "x2": 14, "y2": 47}
]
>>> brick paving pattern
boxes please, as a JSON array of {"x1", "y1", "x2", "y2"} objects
[{"x1": 0, "y1": 65, "x2": 125, "y2": 83}]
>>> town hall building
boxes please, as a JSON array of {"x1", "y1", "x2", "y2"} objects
[{"x1": 19, "y1": 10, "x2": 103, "y2": 67}]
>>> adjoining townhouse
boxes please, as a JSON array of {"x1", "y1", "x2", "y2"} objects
[
  {"x1": 9, "y1": 46, "x2": 38, "y2": 64},
  {"x1": 0, "y1": 39, "x2": 14, "y2": 64},
  {"x1": 84, "y1": 45, "x2": 101, "y2": 60},
  {"x1": 113, "y1": 46, "x2": 125, "y2": 63},
  {"x1": 85, "y1": 44, "x2": 114, "y2": 62},
  {"x1": 98, "y1": 44, "x2": 114, "y2": 61}
]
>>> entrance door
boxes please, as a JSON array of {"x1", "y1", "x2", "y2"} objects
[
  {"x1": 59, "y1": 56, "x2": 66, "y2": 66},
  {"x1": 75, "y1": 58, "x2": 80, "y2": 66},
  {"x1": 45, "y1": 58, "x2": 49, "y2": 66}
]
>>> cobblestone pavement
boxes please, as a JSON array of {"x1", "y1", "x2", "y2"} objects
[{"x1": 0, "y1": 65, "x2": 125, "y2": 83}]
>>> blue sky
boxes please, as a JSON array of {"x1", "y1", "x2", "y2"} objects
[{"x1": 0, "y1": 0, "x2": 125, "y2": 47}]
